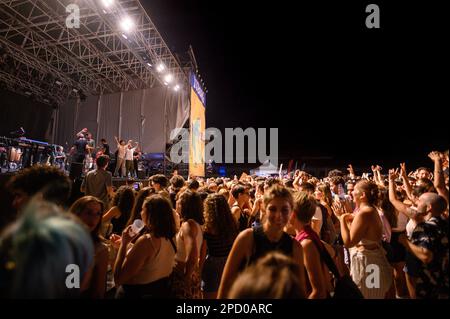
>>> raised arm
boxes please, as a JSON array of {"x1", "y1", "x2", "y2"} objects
[
  {"x1": 400, "y1": 162, "x2": 414, "y2": 202},
  {"x1": 388, "y1": 169, "x2": 412, "y2": 218},
  {"x1": 340, "y1": 211, "x2": 368, "y2": 248},
  {"x1": 429, "y1": 151, "x2": 449, "y2": 203}
]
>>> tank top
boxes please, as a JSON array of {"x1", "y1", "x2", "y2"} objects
[
  {"x1": 126, "y1": 236, "x2": 176, "y2": 285},
  {"x1": 248, "y1": 226, "x2": 293, "y2": 265},
  {"x1": 175, "y1": 221, "x2": 203, "y2": 263},
  {"x1": 233, "y1": 204, "x2": 249, "y2": 232}
]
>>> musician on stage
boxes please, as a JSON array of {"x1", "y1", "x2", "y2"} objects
[
  {"x1": 70, "y1": 130, "x2": 88, "y2": 165},
  {"x1": 100, "y1": 138, "x2": 110, "y2": 158},
  {"x1": 54, "y1": 146, "x2": 66, "y2": 171}
]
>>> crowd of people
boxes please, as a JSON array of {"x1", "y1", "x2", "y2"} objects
[
  {"x1": 0, "y1": 149, "x2": 448, "y2": 299},
  {"x1": 69, "y1": 128, "x2": 142, "y2": 179}
]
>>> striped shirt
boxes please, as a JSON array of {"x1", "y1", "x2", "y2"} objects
[{"x1": 204, "y1": 232, "x2": 234, "y2": 257}]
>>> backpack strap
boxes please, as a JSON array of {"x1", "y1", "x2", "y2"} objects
[
  {"x1": 169, "y1": 237, "x2": 177, "y2": 254},
  {"x1": 310, "y1": 238, "x2": 341, "y2": 280}
]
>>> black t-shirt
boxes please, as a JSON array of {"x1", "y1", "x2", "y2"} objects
[
  {"x1": 248, "y1": 227, "x2": 293, "y2": 265},
  {"x1": 73, "y1": 139, "x2": 87, "y2": 155},
  {"x1": 102, "y1": 143, "x2": 110, "y2": 156}
]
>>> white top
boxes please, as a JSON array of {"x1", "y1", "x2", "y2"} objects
[
  {"x1": 175, "y1": 221, "x2": 203, "y2": 263},
  {"x1": 126, "y1": 237, "x2": 175, "y2": 285},
  {"x1": 406, "y1": 219, "x2": 417, "y2": 238},
  {"x1": 125, "y1": 147, "x2": 136, "y2": 161},
  {"x1": 311, "y1": 206, "x2": 323, "y2": 232}
]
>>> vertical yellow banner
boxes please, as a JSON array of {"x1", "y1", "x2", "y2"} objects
[{"x1": 189, "y1": 87, "x2": 205, "y2": 177}]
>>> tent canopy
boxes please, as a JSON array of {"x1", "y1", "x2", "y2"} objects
[{"x1": 250, "y1": 160, "x2": 279, "y2": 177}]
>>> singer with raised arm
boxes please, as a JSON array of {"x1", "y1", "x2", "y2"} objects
[{"x1": 114, "y1": 136, "x2": 128, "y2": 177}]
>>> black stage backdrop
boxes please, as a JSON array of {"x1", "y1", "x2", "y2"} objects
[{"x1": 0, "y1": 89, "x2": 53, "y2": 141}]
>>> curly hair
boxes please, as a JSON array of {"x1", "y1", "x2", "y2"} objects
[
  {"x1": 329, "y1": 176, "x2": 345, "y2": 187},
  {"x1": 111, "y1": 185, "x2": 135, "y2": 227},
  {"x1": 7, "y1": 165, "x2": 71, "y2": 207},
  {"x1": 203, "y1": 194, "x2": 238, "y2": 244}
]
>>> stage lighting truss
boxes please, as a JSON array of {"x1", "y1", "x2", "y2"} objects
[{"x1": 0, "y1": 0, "x2": 188, "y2": 106}]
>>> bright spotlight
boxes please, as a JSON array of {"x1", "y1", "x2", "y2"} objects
[
  {"x1": 120, "y1": 17, "x2": 134, "y2": 32},
  {"x1": 101, "y1": 0, "x2": 114, "y2": 7},
  {"x1": 156, "y1": 63, "x2": 166, "y2": 73},
  {"x1": 174, "y1": 84, "x2": 180, "y2": 91},
  {"x1": 164, "y1": 74, "x2": 173, "y2": 84}
]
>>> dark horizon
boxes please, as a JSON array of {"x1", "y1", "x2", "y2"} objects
[{"x1": 143, "y1": 0, "x2": 448, "y2": 168}]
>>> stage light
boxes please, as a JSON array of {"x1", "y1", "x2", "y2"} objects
[
  {"x1": 174, "y1": 84, "x2": 180, "y2": 91},
  {"x1": 122, "y1": 34, "x2": 128, "y2": 39},
  {"x1": 156, "y1": 63, "x2": 166, "y2": 73},
  {"x1": 101, "y1": 0, "x2": 114, "y2": 7},
  {"x1": 164, "y1": 74, "x2": 173, "y2": 84},
  {"x1": 147, "y1": 62, "x2": 152, "y2": 67},
  {"x1": 120, "y1": 17, "x2": 134, "y2": 32}
]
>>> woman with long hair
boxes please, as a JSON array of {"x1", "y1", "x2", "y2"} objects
[
  {"x1": 171, "y1": 189, "x2": 205, "y2": 299},
  {"x1": 339, "y1": 180, "x2": 393, "y2": 298},
  {"x1": 113, "y1": 194, "x2": 177, "y2": 298},
  {"x1": 102, "y1": 186, "x2": 135, "y2": 235},
  {"x1": 69, "y1": 196, "x2": 109, "y2": 298},
  {"x1": 200, "y1": 194, "x2": 239, "y2": 298}
]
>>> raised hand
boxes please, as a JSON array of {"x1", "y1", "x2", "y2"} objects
[
  {"x1": 428, "y1": 151, "x2": 441, "y2": 162},
  {"x1": 389, "y1": 168, "x2": 399, "y2": 181},
  {"x1": 400, "y1": 162, "x2": 407, "y2": 176}
]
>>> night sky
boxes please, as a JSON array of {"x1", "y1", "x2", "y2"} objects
[{"x1": 143, "y1": 0, "x2": 448, "y2": 169}]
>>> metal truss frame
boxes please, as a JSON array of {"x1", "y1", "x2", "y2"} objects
[{"x1": 0, "y1": 0, "x2": 188, "y2": 106}]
